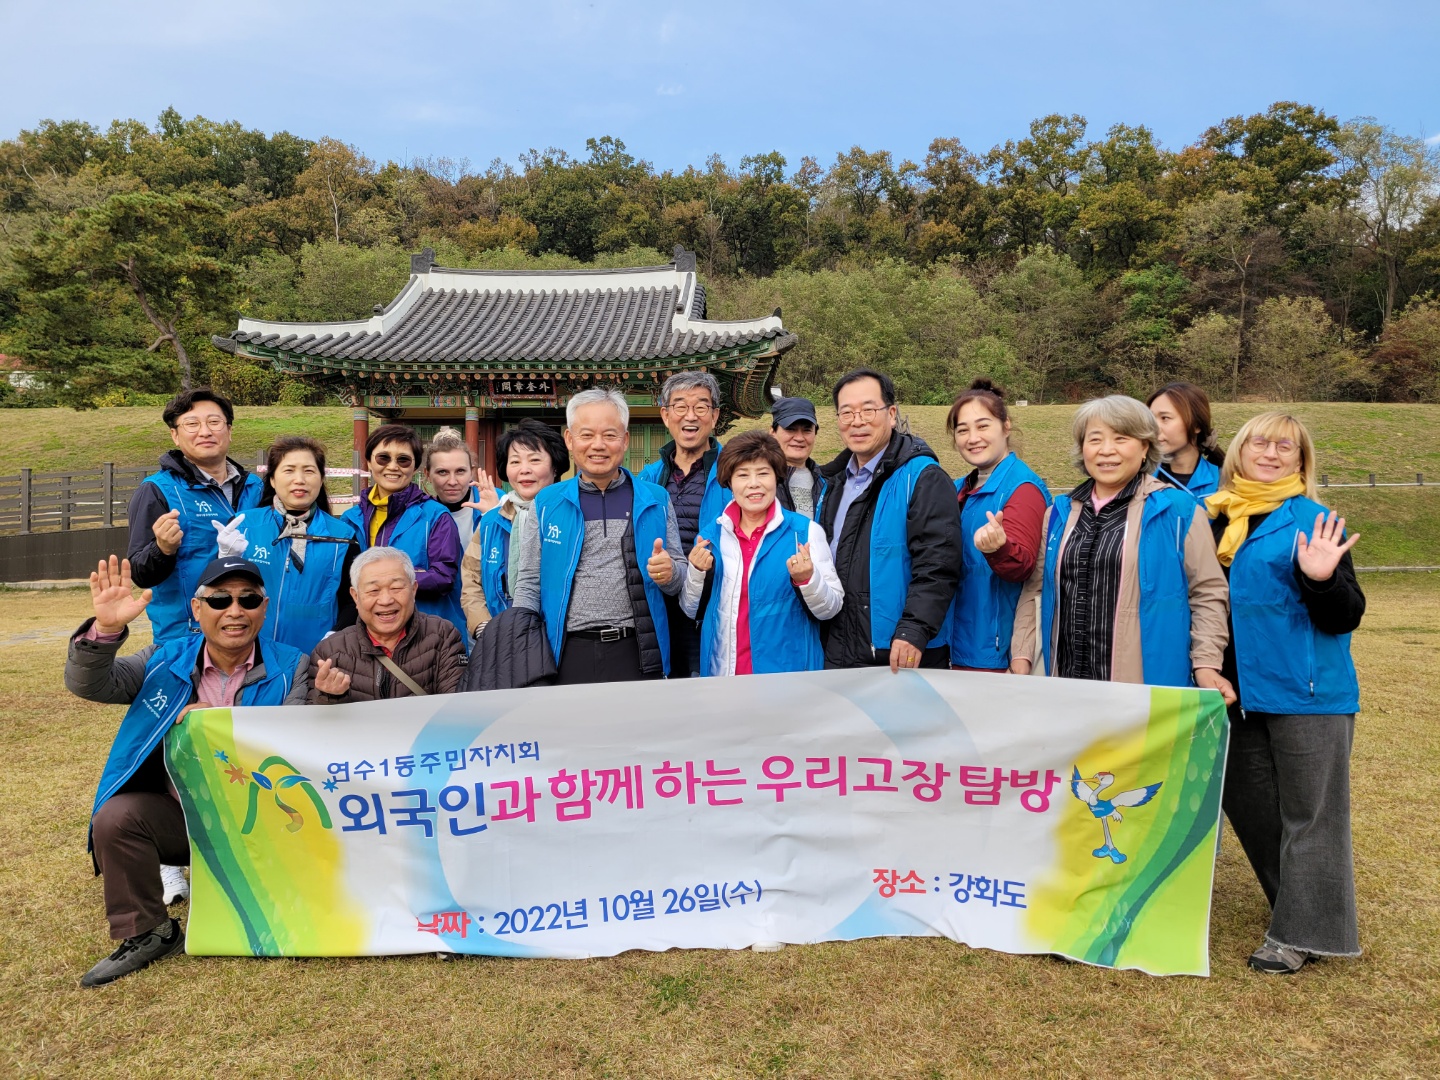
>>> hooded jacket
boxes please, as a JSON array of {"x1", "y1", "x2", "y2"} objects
[
  {"x1": 126, "y1": 450, "x2": 264, "y2": 642},
  {"x1": 343, "y1": 485, "x2": 465, "y2": 634},
  {"x1": 816, "y1": 431, "x2": 964, "y2": 666}
]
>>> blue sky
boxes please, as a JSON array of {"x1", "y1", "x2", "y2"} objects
[{"x1": 4, "y1": 0, "x2": 1438, "y2": 172}]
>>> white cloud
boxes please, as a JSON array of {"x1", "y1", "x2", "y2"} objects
[
  {"x1": 1426, "y1": 132, "x2": 1440, "y2": 145},
  {"x1": 656, "y1": 84, "x2": 684, "y2": 96}
]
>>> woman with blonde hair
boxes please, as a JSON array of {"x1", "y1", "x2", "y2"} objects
[
  {"x1": 1206, "y1": 411, "x2": 1364, "y2": 974},
  {"x1": 1011, "y1": 395, "x2": 1232, "y2": 698}
]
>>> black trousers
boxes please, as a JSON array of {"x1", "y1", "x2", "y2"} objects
[
  {"x1": 826, "y1": 643, "x2": 950, "y2": 670},
  {"x1": 557, "y1": 634, "x2": 658, "y2": 685},
  {"x1": 91, "y1": 792, "x2": 189, "y2": 940},
  {"x1": 665, "y1": 595, "x2": 702, "y2": 679}
]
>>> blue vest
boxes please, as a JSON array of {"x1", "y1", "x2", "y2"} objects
[
  {"x1": 343, "y1": 496, "x2": 466, "y2": 633},
  {"x1": 867, "y1": 457, "x2": 954, "y2": 650},
  {"x1": 1157, "y1": 456, "x2": 1221, "y2": 503},
  {"x1": 638, "y1": 454, "x2": 731, "y2": 541},
  {"x1": 948, "y1": 453, "x2": 1051, "y2": 668},
  {"x1": 533, "y1": 471, "x2": 672, "y2": 673},
  {"x1": 476, "y1": 507, "x2": 513, "y2": 618},
  {"x1": 90, "y1": 634, "x2": 303, "y2": 830},
  {"x1": 1228, "y1": 495, "x2": 1360, "y2": 714},
  {"x1": 698, "y1": 508, "x2": 825, "y2": 675},
  {"x1": 1038, "y1": 485, "x2": 1197, "y2": 687},
  {"x1": 244, "y1": 507, "x2": 359, "y2": 654},
  {"x1": 143, "y1": 467, "x2": 264, "y2": 642}
]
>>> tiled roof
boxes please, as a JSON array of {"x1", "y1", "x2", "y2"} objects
[{"x1": 217, "y1": 250, "x2": 788, "y2": 367}]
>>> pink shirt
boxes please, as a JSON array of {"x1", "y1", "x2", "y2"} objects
[
  {"x1": 80, "y1": 623, "x2": 254, "y2": 707},
  {"x1": 724, "y1": 504, "x2": 768, "y2": 676}
]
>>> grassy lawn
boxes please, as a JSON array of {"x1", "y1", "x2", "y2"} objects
[
  {"x1": 0, "y1": 578, "x2": 1436, "y2": 1078},
  {"x1": 3, "y1": 402, "x2": 1439, "y2": 566}
]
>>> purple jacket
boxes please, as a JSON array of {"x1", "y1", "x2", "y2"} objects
[{"x1": 344, "y1": 484, "x2": 461, "y2": 601}]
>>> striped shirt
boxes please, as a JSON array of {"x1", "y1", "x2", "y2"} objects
[{"x1": 1054, "y1": 474, "x2": 1140, "y2": 681}]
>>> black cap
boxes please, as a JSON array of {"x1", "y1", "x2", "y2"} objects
[
  {"x1": 196, "y1": 557, "x2": 265, "y2": 589},
  {"x1": 771, "y1": 396, "x2": 818, "y2": 429}
]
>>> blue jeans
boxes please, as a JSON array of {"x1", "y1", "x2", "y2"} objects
[{"x1": 1222, "y1": 709, "x2": 1360, "y2": 957}]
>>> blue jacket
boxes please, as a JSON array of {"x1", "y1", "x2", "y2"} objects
[
  {"x1": 244, "y1": 506, "x2": 360, "y2": 653},
  {"x1": 90, "y1": 634, "x2": 303, "y2": 829},
  {"x1": 638, "y1": 449, "x2": 730, "y2": 546},
  {"x1": 1038, "y1": 482, "x2": 1200, "y2": 687},
  {"x1": 697, "y1": 507, "x2": 826, "y2": 675},
  {"x1": 866, "y1": 456, "x2": 955, "y2": 650},
  {"x1": 344, "y1": 491, "x2": 466, "y2": 635},
  {"x1": 1157, "y1": 456, "x2": 1220, "y2": 502},
  {"x1": 533, "y1": 470, "x2": 673, "y2": 673},
  {"x1": 949, "y1": 453, "x2": 1051, "y2": 668},
  {"x1": 1228, "y1": 495, "x2": 1360, "y2": 714},
  {"x1": 141, "y1": 463, "x2": 264, "y2": 642},
  {"x1": 476, "y1": 506, "x2": 513, "y2": 618}
]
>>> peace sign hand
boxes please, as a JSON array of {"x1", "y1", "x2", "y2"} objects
[
  {"x1": 973, "y1": 510, "x2": 1007, "y2": 554},
  {"x1": 787, "y1": 539, "x2": 814, "y2": 585},
  {"x1": 1296, "y1": 511, "x2": 1359, "y2": 582},
  {"x1": 688, "y1": 537, "x2": 715, "y2": 572},
  {"x1": 89, "y1": 555, "x2": 152, "y2": 635}
]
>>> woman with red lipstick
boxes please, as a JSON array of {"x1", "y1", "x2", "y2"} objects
[{"x1": 244, "y1": 436, "x2": 361, "y2": 652}]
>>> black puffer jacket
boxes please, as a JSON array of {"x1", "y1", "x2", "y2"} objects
[
  {"x1": 817, "y1": 431, "x2": 963, "y2": 667},
  {"x1": 465, "y1": 606, "x2": 557, "y2": 691}
]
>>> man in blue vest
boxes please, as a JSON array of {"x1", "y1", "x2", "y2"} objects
[
  {"x1": 65, "y1": 554, "x2": 309, "y2": 987},
  {"x1": 126, "y1": 389, "x2": 263, "y2": 643},
  {"x1": 512, "y1": 388, "x2": 690, "y2": 684},
  {"x1": 638, "y1": 371, "x2": 729, "y2": 678},
  {"x1": 816, "y1": 368, "x2": 964, "y2": 672}
]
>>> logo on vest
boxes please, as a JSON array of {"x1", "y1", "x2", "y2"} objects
[
  {"x1": 544, "y1": 522, "x2": 562, "y2": 544},
  {"x1": 142, "y1": 688, "x2": 170, "y2": 718},
  {"x1": 488, "y1": 545, "x2": 501, "y2": 560},
  {"x1": 250, "y1": 545, "x2": 271, "y2": 564},
  {"x1": 193, "y1": 498, "x2": 215, "y2": 516}
]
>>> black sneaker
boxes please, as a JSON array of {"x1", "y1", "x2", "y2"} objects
[
  {"x1": 1247, "y1": 942, "x2": 1314, "y2": 975},
  {"x1": 80, "y1": 919, "x2": 186, "y2": 987}
]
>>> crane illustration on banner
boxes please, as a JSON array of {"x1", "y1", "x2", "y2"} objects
[{"x1": 1070, "y1": 767, "x2": 1163, "y2": 864}]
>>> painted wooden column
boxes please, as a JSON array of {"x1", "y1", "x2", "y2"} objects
[
  {"x1": 352, "y1": 408, "x2": 369, "y2": 497},
  {"x1": 464, "y1": 406, "x2": 481, "y2": 467}
]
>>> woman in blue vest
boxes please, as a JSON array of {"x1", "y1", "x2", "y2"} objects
[
  {"x1": 1148, "y1": 382, "x2": 1224, "y2": 501},
  {"x1": 238, "y1": 435, "x2": 360, "y2": 653},
  {"x1": 1205, "y1": 412, "x2": 1365, "y2": 975},
  {"x1": 944, "y1": 379, "x2": 1051, "y2": 671},
  {"x1": 343, "y1": 424, "x2": 465, "y2": 636},
  {"x1": 460, "y1": 419, "x2": 570, "y2": 638},
  {"x1": 680, "y1": 431, "x2": 843, "y2": 676},
  {"x1": 1010, "y1": 396, "x2": 1232, "y2": 695}
]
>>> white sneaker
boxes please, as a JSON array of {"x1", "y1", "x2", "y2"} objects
[
  {"x1": 750, "y1": 941, "x2": 785, "y2": 953},
  {"x1": 160, "y1": 864, "x2": 190, "y2": 905}
]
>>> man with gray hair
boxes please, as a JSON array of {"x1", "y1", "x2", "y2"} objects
[
  {"x1": 637, "y1": 371, "x2": 730, "y2": 677},
  {"x1": 512, "y1": 387, "x2": 689, "y2": 684},
  {"x1": 305, "y1": 546, "x2": 465, "y2": 702}
]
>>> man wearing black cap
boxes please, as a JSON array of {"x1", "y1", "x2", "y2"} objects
[
  {"x1": 771, "y1": 397, "x2": 825, "y2": 521},
  {"x1": 64, "y1": 554, "x2": 310, "y2": 987}
]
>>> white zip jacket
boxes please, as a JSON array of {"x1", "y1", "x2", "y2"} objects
[{"x1": 680, "y1": 499, "x2": 845, "y2": 676}]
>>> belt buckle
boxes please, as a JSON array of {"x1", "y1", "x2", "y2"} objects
[{"x1": 599, "y1": 627, "x2": 622, "y2": 643}]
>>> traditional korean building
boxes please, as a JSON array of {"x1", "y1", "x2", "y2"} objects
[{"x1": 212, "y1": 247, "x2": 795, "y2": 476}]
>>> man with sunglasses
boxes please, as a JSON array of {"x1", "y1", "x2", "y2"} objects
[
  {"x1": 65, "y1": 555, "x2": 309, "y2": 987},
  {"x1": 125, "y1": 389, "x2": 264, "y2": 643}
]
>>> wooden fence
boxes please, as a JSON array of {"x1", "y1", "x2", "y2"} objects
[{"x1": 0, "y1": 465, "x2": 150, "y2": 535}]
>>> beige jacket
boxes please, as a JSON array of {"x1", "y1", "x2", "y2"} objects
[
  {"x1": 459, "y1": 498, "x2": 519, "y2": 638},
  {"x1": 1010, "y1": 474, "x2": 1228, "y2": 683}
]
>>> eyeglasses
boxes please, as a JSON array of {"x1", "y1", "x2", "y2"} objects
[
  {"x1": 176, "y1": 416, "x2": 228, "y2": 433},
  {"x1": 1247, "y1": 436, "x2": 1298, "y2": 456},
  {"x1": 837, "y1": 406, "x2": 886, "y2": 426},
  {"x1": 198, "y1": 592, "x2": 265, "y2": 611},
  {"x1": 663, "y1": 403, "x2": 715, "y2": 418},
  {"x1": 372, "y1": 452, "x2": 415, "y2": 468}
]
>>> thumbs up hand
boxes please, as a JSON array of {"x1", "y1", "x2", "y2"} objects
[
  {"x1": 647, "y1": 536, "x2": 674, "y2": 585},
  {"x1": 973, "y1": 510, "x2": 1007, "y2": 554}
]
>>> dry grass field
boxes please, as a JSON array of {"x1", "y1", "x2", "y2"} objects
[{"x1": 1, "y1": 577, "x2": 1436, "y2": 1079}]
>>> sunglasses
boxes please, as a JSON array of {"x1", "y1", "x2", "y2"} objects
[
  {"x1": 199, "y1": 592, "x2": 266, "y2": 611},
  {"x1": 372, "y1": 453, "x2": 415, "y2": 468}
]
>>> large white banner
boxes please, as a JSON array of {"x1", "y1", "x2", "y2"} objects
[{"x1": 167, "y1": 669, "x2": 1228, "y2": 975}]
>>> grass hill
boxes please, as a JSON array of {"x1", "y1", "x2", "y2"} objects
[{"x1": 3, "y1": 402, "x2": 1438, "y2": 566}]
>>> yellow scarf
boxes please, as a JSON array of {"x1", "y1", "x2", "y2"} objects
[
  {"x1": 367, "y1": 486, "x2": 390, "y2": 547},
  {"x1": 1205, "y1": 474, "x2": 1306, "y2": 566}
]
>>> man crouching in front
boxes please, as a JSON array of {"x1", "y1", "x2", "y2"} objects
[
  {"x1": 65, "y1": 554, "x2": 310, "y2": 987},
  {"x1": 305, "y1": 546, "x2": 465, "y2": 703}
]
